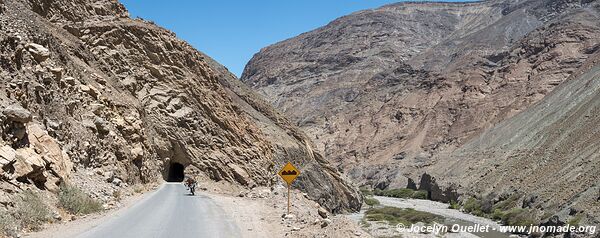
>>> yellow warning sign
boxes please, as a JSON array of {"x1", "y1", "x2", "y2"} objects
[{"x1": 278, "y1": 162, "x2": 300, "y2": 185}]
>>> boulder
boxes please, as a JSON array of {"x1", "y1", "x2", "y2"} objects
[
  {"x1": 0, "y1": 145, "x2": 16, "y2": 167},
  {"x1": 112, "y1": 178, "x2": 122, "y2": 186},
  {"x1": 227, "y1": 163, "x2": 253, "y2": 186},
  {"x1": 25, "y1": 43, "x2": 50, "y2": 62},
  {"x1": 27, "y1": 124, "x2": 72, "y2": 181},
  {"x1": 64, "y1": 76, "x2": 77, "y2": 85},
  {"x1": 94, "y1": 117, "x2": 110, "y2": 134},
  {"x1": 12, "y1": 147, "x2": 46, "y2": 179},
  {"x1": 49, "y1": 67, "x2": 63, "y2": 79},
  {"x1": 317, "y1": 207, "x2": 328, "y2": 218},
  {"x1": 0, "y1": 191, "x2": 10, "y2": 206},
  {"x1": 3, "y1": 104, "x2": 32, "y2": 123},
  {"x1": 130, "y1": 144, "x2": 144, "y2": 161},
  {"x1": 80, "y1": 84, "x2": 91, "y2": 93},
  {"x1": 89, "y1": 103, "x2": 105, "y2": 115},
  {"x1": 320, "y1": 218, "x2": 332, "y2": 228},
  {"x1": 121, "y1": 76, "x2": 137, "y2": 93},
  {"x1": 87, "y1": 85, "x2": 100, "y2": 98}
]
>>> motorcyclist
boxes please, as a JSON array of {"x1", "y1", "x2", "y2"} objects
[{"x1": 185, "y1": 177, "x2": 197, "y2": 195}]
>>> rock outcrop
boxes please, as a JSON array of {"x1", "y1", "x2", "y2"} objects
[{"x1": 0, "y1": 0, "x2": 360, "y2": 217}]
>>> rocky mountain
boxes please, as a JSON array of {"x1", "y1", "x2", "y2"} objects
[
  {"x1": 242, "y1": 0, "x2": 600, "y2": 187},
  {"x1": 0, "y1": 0, "x2": 361, "y2": 224},
  {"x1": 429, "y1": 51, "x2": 600, "y2": 227},
  {"x1": 242, "y1": 0, "x2": 600, "y2": 228}
]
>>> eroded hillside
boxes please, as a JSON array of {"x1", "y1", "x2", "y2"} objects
[
  {"x1": 242, "y1": 0, "x2": 600, "y2": 190},
  {"x1": 429, "y1": 51, "x2": 600, "y2": 227}
]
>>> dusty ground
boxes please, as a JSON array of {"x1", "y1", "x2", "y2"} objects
[{"x1": 212, "y1": 184, "x2": 369, "y2": 238}]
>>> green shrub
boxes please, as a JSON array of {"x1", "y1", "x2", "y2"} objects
[
  {"x1": 58, "y1": 184, "x2": 102, "y2": 215},
  {"x1": 502, "y1": 208, "x2": 535, "y2": 226},
  {"x1": 365, "y1": 197, "x2": 380, "y2": 207},
  {"x1": 364, "y1": 206, "x2": 442, "y2": 225},
  {"x1": 493, "y1": 194, "x2": 521, "y2": 211},
  {"x1": 113, "y1": 190, "x2": 122, "y2": 202},
  {"x1": 133, "y1": 185, "x2": 144, "y2": 194},
  {"x1": 14, "y1": 190, "x2": 51, "y2": 231},
  {"x1": 360, "y1": 218, "x2": 372, "y2": 228},
  {"x1": 411, "y1": 190, "x2": 428, "y2": 199},
  {"x1": 390, "y1": 188, "x2": 416, "y2": 198},
  {"x1": 463, "y1": 197, "x2": 483, "y2": 215},
  {"x1": 491, "y1": 209, "x2": 506, "y2": 221},
  {"x1": 360, "y1": 187, "x2": 374, "y2": 196},
  {"x1": 568, "y1": 215, "x2": 583, "y2": 226},
  {"x1": 449, "y1": 200, "x2": 460, "y2": 209},
  {"x1": 374, "y1": 188, "x2": 415, "y2": 198}
]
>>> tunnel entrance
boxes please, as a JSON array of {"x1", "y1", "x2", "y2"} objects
[{"x1": 166, "y1": 162, "x2": 185, "y2": 182}]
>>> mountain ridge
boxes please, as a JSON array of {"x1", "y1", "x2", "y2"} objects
[{"x1": 242, "y1": 0, "x2": 600, "y2": 226}]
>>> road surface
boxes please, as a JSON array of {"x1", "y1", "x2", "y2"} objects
[{"x1": 78, "y1": 183, "x2": 241, "y2": 238}]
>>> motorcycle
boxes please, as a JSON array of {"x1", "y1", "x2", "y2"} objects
[{"x1": 186, "y1": 181, "x2": 197, "y2": 195}]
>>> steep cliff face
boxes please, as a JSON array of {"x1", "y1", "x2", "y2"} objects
[
  {"x1": 0, "y1": 0, "x2": 360, "y2": 217},
  {"x1": 242, "y1": 0, "x2": 600, "y2": 189}
]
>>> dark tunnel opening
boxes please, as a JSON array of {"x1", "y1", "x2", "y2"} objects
[{"x1": 167, "y1": 162, "x2": 185, "y2": 182}]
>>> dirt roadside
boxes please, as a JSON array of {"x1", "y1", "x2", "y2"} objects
[{"x1": 212, "y1": 184, "x2": 370, "y2": 238}]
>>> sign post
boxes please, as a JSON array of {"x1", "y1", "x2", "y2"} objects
[{"x1": 278, "y1": 162, "x2": 300, "y2": 215}]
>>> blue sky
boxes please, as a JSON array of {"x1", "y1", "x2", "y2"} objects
[{"x1": 120, "y1": 1, "x2": 463, "y2": 77}]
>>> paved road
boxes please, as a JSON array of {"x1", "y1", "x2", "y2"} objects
[{"x1": 78, "y1": 183, "x2": 241, "y2": 238}]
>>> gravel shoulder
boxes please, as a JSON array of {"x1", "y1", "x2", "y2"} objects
[{"x1": 211, "y1": 184, "x2": 371, "y2": 238}]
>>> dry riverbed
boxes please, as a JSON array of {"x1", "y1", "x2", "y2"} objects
[{"x1": 351, "y1": 196, "x2": 510, "y2": 238}]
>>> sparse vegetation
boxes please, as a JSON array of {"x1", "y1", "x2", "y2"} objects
[
  {"x1": 360, "y1": 218, "x2": 372, "y2": 228},
  {"x1": 365, "y1": 197, "x2": 381, "y2": 207},
  {"x1": 492, "y1": 194, "x2": 521, "y2": 211},
  {"x1": 133, "y1": 185, "x2": 144, "y2": 194},
  {"x1": 501, "y1": 208, "x2": 535, "y2": 226},
  {"x1": 463, "y1": 197, "x2": 484, "y2": 216},
  {"x1": 375, "y1": 188, "x2": 414, "y2": 198},
  {"x1": 58, "y1": 184, "x2": 102, "y2": 215},
  {"x1": 374, "y1": 188, "x2": 429, "y2": 200},
  {"x1": 541, "y1": 211, "x2": 554, "y2": 221},
  {"x1": 360, "y1": 187, "x2": 374, "y2": 196},
  {"x1": 364, "y1": 206, "x2": 442, "y2": 225},
  {"x1": 452, "y1": 194, "x2": 539, "y2": 228},
  {"x1": 14, "y1": 190, "x2": 51, "y2": 231},
  {"x1": 113, "y1": 190, "x2": 122, "y2": 202},
  {"x1": 449, "y1": 200, "x2": 460, "y2": 210},
  {"x1": 491, "y1": 209, "x2": 506, "y2": 221},
  {"x1": 0, "y1": 209, "x2": 18, "y2": 237},
  {"x1": 411, "y1": 190, "x2": 428, "y2": 199},
  {"x1": 568, "y1": 214, "x2": 583, "y2": 226}
]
